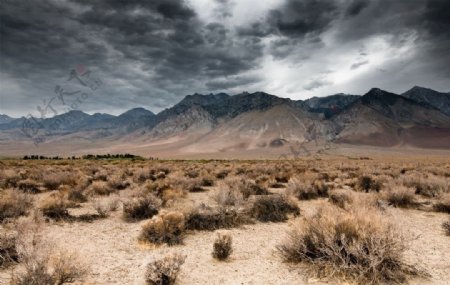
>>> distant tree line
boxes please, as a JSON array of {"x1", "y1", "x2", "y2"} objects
[{"x1": 22, "y1": 154, "x2": 156, "y2": 160}]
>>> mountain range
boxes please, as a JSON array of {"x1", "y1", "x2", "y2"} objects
[{"x1": 0, "y1": 86, "x2": 449, "y2": 157}]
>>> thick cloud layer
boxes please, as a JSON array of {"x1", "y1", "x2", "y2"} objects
[{"x1": 1, "y1": 0, "x2": 449, "y2": 117}]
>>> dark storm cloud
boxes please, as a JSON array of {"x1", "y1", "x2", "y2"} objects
[
  {"x1": 0, "y1": 0, "x2": 265, "y2": 115},
  {"x1": 1, "y1": 0, "x2": 450, "y2": 116},
  {"x1": 345, "y1": 0, "x2": 369, "y2": 17}
]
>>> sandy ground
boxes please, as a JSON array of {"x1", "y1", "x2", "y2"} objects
[{"x1": 1, "y1": 193, "x2": 449, "y2": 285}]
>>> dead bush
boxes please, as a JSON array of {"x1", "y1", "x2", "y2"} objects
[
  {"x1": 358, "y1": 175, "x2": 381, "y2": 192},
  {"x1": 234, "y1": 179, "x2": 269, "y2": 199},
  {"x1": 139, "y1": 212, "x2": 185, "y2": 245},
  {"x1": 433, "y1": 196, "x2": 450, "y2": 213},
  {"x1": 123, "y1": 193, "x2": 162, "y2": 221},
  {"x1": 0, "y1": 233, "x2": 18, "y2": 268},
  {"x1": 215, "y1": 169, "x2": 230, "y2": 179},
  {"x1": 250, "y1": 195, "x2": 299, "y2": 222},
  {"x1": 0, "y1": 190, "x2": 33, "y2": 221},
  {"x1": 39, "y1": 194, "x2": 69, "y2": 220},
  {"x1": 11, "y1": 218, "x2": 88, "y2": 285},
  {"x1": 213, "y1": 184, "x2": 243, "y2": 207},
  {"x1": 17, "y1": 179, "x2": 41, "y2": 193},
  {"x1": 287, "y1": 178, "x2": 328, "y2": 200},
  {"x1": 0, "y1": 169, "x2": 21, "y2": 188},
  {"x1": 86, "y1": 181, "x2": 115, "y2": 196},
  {"x1": 185, "y1": 206, "x2": 250, "y2": 231},
  {"x1": 329, "y1": 190, "x2": 353, "y2": 209},
  {"x1": 145, "y1": 253, "x2": 186, "y2": 285},
  {"x1": 67, "y1": 187, "x2": 87, "y2": 203},
  {"x1": 403, "y1": 175, "x2": 449, "y2": 198},
  {"x1": 277, "y1": 205, "x2": 420, "y2": 284},
  {"x1": 212, "y1": 233, "x2": 232, "y2": 261},
  {"x1": 42, "y1": 172, "x2": 77, "y2": 190},
  {"x1": 383, "y1": 186, "x2": 417, "y2": 208},
  {"x1": 107, "y1": 175, "x2": 130, "y2": 190}
]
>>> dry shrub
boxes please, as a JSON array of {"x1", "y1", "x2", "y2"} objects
[
  {"x1": 213, "y1": 184, "x2": 243, "y2": 207},
  {"x1": 383, "y1": 186, "x2": 417, "y2": 208},
  {"x1": 107, "y1": 175, "x2": 130, "y2": 190},
  {"x1": 212, "y1": 233, "x2": 232, "y2": 261},
  {"x1": 17, "y1": 179, "x2": 41, "y2": 193},
  {"x1": 201, "y1": 177, "x2": 214, "y2": 187},
  {"x1": 403, "y1": 175, "x2": 449, "y2": 198},
  {"x1": 0, "y1": 169, "x2": 21, "y2": 188},
  {"x1": 0, "y1": 190, "x2": 33, "y2": 221},
  {"x1": 442, "y1": 219, "x2": 450, "y2": 236},
  {"x1": 140, "y1": 212, "x2": 185, "y2": 245},
  {"x1": 277, "y1": 205, "x2": 420, "y2": 284},
  {"x1": 145, "y1": 253, "x2": 186, "y2": 285},
  {"x1": 358, "y1": 175, "x2": 381, "y2": 192},
  {"x1": 433, "y1": 195, "x2": 450, "y2": 213},
  {"x1": 250, "y1": 195, "x2": 299, "y2": 222},
  {"x1": 0, "y1": 233, "x2": 18, "y2": 268},
  {"x1": 11, "y1": 217, "x2": 88, "y2": 285},
  {"x1": 287, "y1": 178, "x2": 328, "y2": 200},
  {"x1": 215, "y1": 169, "x2": 230, "y2": 179},
  {"x1": 67, "y1": 187, "x2": 87, "y2": 203},
  {"x1": 185, "y1": 206, "x2": 249, "y2": 231},
  {"x1": 123, "y1": 193, "x2": 162, "y2": 221},
  {"x1": 86, "y1": 181, "x2": 115, "y2": 196},
  {"x1": 93, "y1": 197, "x2": 119, "y2": 218},
  {"x1": 233, "y1": 179, "x2": 269, "y2": 199},
  {"x1": 39, "y1": 194, "x2": 69, "y2": 220},
  {"x1": 146, "y1": 181, "x2": 185, "y2": 205},
  {"x1": 329, "y1": 190, "x2": 353, "y2": 209},
  {"x1": 42, "y1": 171, "x2": 77, "y2": 190}
]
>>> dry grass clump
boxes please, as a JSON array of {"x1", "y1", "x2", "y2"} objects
[
  {"x1": 145, "y1": 253, "x2": 186, "y2": 285},
  {"x1": 213, "y1": 184, "x2": 244, "y2": 207},
  {"x1": 432, "y1": 195, "x2": 450, "y2": 213},
  {"x1": 287, "y1": 178, "x2": 328, "y2": 200},
  {"x1": 235, "y1": 179, "x2": 269, "y2": 199},
  {"x1": 277, "y1": 205, "x2": 420, "y2": 284},
  {"x1": 329, "y1": 190, "x2": 353, "y2": 209},
  {"x1": 66, "y1": 187, "x2": 88, "y2": 203},
  {"x1": 185, "y1": 206, "x2": 250, "y2": 231},
  {"x1": 358, "y1": 175, "x2": 381, "y2": 192},
  {"x1": 107, "y1": 175, "x2": 130, "y2": 190},
  {"x1": 39, "y1": 194, "x2": 69, "y2": 220},
  {"x1": 139, "y1": 212, "x2": 185, "y2": 245},
  {"x1": 11, "y1": 217, "x2": 88, "y2": 285},
  {"x1": 250, "y1": 195, "x2": 299, "y2": 222},
  {"x1": 215, "y1": 169, "x2": 230, "y2": 179},
  {"x1": 0, "y1": 233, "x2": 18, "y2": 268},
  {"x1": 42, "y1": 171, "x2": 77, "y2": 190},
  {"x1": 383, "y1": 186, "x2": 417, "y2": 208},
  {"x1": 123, "y1": 193, "x2": 162, "y2": 221},
  {"x1": 0, "y1": 169, "x2": 21, "y2": 188},
  {"x1": 212, "y1": 233, "x2": 233, "y2": 261},
  {"x1": 403, "y1": 175, "x2": 449, "y2": 198},
  {"x1": 17, "y1": 179, "x2": 41, "y2": 193},
  {"x1": 86, "y1": 181, "x2": 116, "y2": 196},
  {"x1": 0, "y1": 190, "x2": 33, "y2": 222}
]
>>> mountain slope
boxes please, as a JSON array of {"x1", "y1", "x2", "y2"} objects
[
  {"x1": 331, "y1": 88, "x2": 450, "y2": 148},
  {"x1": 401, "y1": 86, "x2": 450, "y2": 116}
]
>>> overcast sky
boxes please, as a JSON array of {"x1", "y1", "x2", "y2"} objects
[{"x1": 1, "y1": 0, "x2": 449, "y2": 117}]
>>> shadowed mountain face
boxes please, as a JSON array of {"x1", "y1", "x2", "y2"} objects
[
  {"x1": 401, "y1": 86, "x2": 450, "y2": 116},
  {"x1": 331, "y1": 88, "x2": 450, "y2": 148},
  {"x1": 303, "y1": 94, "x2": 360, "y2": 118},
  {"x1": 0, "y1": 87, "x2": 449, "y2": 154}
]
